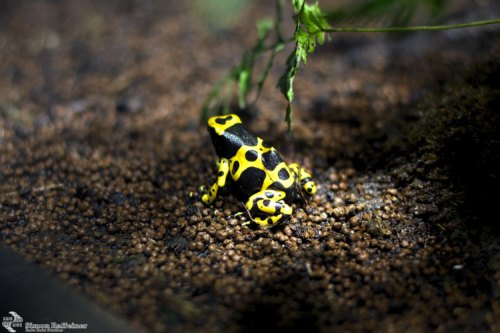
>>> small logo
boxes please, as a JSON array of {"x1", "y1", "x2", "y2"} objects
[{"x1": 2, "y1": 311, "x2": 23, "y2": 333}]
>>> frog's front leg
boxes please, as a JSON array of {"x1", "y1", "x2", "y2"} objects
[
  {"x1": 289, "y1": 163, "x2": 317, "y2": 195},
  {"x1": 245, "y1": 190, "x2": 292, "y2": 228},
  {"x1": 201, "y1": 158, "x2": 230, "y2": 205}
]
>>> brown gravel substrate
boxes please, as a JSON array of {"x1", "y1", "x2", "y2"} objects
[{"x1": 1, "y1": 1, "x2": 499, "y2": 332}]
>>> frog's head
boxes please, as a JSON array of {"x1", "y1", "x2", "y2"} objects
[
  {"x1": 207, "y1": 114, "x2": 242, "y2": 136},
  {"x1": 207, "y1": 114, "x2": 245, "y2": 159}
]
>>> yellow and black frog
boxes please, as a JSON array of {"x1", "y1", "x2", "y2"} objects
[{"x1": 200, "y1": 114, "x2": 316, "y2": 228}]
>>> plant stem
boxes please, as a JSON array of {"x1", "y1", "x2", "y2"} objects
[{"x1": 323, "y1": 18, "x2": 500, "y2": 33}]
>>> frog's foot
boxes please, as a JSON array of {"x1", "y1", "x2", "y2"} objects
[
  {"x1": 302, "y1": 178, "x2": 316, "y2": 195},
  {"x1": 200, "y1": 184, "x2": 218, "y2": 205},
  {"x1": 245, "y1": 190, "x2": 292, "y2": 228}
]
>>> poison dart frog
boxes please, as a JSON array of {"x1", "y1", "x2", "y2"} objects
[{"x1": 200, "y1": 114, "x2": 316, "y2": 228}]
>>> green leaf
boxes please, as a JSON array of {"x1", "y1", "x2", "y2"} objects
[
  {"x1": 277, "y1": 0, "x2": 331, "y2": 128},
  {"x1": 277, "y1": 43, "x2": 302, "y2": 132},
  {"x1": 238, "y1": 69, "x2": 250, "y2": 108},
  {"x1": 292, "y1": 0, "x2": 305, "y2": 13},
  {"x1": 285, "y1": 103, "x2": 293, "y2": 132},
  {"x1": 257, "y1": 18, "x2": 273, "y2": 39},
  {"x1": 299, "y1": 2, "x2": 332, "y2": 33},
  {"x1": 292, "y1": 1, "x2": 332, "y2": 66},
  {"x1": 277, "y1": 49, "x2": 298, "y2": 103}
]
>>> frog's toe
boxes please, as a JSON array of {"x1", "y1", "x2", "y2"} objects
[
  {"x1": 303, "y1": 180, "x2": 316, "y2": 195},
  {"x1": 201, "y1": 193, "x2": 210, "y2": 204}
]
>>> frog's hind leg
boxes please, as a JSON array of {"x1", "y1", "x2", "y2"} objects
[
  {"x1": 244, "y1": 190, "x2": 292, "y2": 228},
  {"x1": 289, "y1": 163, "x2": 317, "y2": 195}
]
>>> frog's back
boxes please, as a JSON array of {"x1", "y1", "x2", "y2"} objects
[{"x1": 230, "y1": 141, "x2": 298, "y2": 202}]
